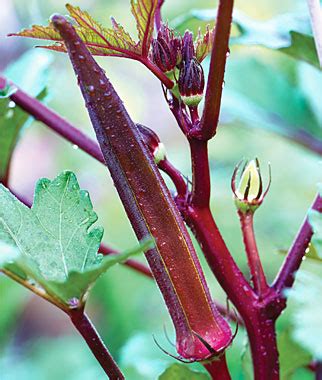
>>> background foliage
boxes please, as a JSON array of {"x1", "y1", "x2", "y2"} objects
[{"x1": 0, "y1": 0, "x2": 321, "y2": 378}]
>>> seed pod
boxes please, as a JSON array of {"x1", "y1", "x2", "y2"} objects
[{"x1": 52, "y1": 14, "x2": 232, "y2": 362}]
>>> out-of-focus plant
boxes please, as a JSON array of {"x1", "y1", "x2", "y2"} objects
[{"x1": 0, "y1": 0, "x2": 321, "y2": 379}]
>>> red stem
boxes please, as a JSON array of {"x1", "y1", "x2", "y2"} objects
[
  {"x1": 140, "y1": 58, "x2": 174, "y2": 89},
  {"x1": 198, "y1": 0, "x2": 234, "y2": 140},
  {"x1": 204, "y1": 355, "x2": 231, "y2": 380},
  {"x1": 189, "y1": 139, "x2": 211, "y2": 208},
  {"x1": 273, "y1": 193, "x2": 322, "y2": 295},
  {"x1": 99, "y1": 243, "x2": 153, "y2": 278},
  {"x1": 238, "y1": 211, "x2": 269, "y2": 297},
  {"x1": 70, "y1": 311, "x2": 124, "y2": 379},
  {"x1": 243, "y1": 314, "x2": 279, "y2": 380},
  {"x1": 0, "y1": 77, "x2": 106, "y2": 165},
  {"x1": 158, "y1": 159, "x2": 187, "y2": 199},
  {"x1": 316, "y1": 362, "x2": 322, "y2": 380}
]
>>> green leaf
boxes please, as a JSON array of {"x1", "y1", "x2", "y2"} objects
[
  {"x1": 221, "y1": 57, "x2": 322, "y2": 143},
  {"x1": 44, "y1": 241, "x2": 150, "y2": 305},
  {"x1": 309, "y1": 209, "x2": 322, "y2": 258},
  {"x1": 173, "y1": 9, "x2": 319, "y2": 69},
  {"x1": 278, "y1": 329, "x2": 312, "y2": 379},
  {"x1": 232, "y1": 11, "x2": 320, "y2": 69},
  {"x1": 0, "y1": 171, "x2": 150, "y2": 307},
  {"x1": 159, "y1": 364, "x2": 209, "y2": 380},
  {"x1": 0, "y1": 50, "x2": 51, "y2": 182},
  {"x1": 11, "y1": 1, "x2": 159, "y2": 59},
  {"x1": 131, "y1": 0, "x2": 158, "y2": 56},
  {"x1": 286, "y1": 271, "x2": 322, "y2": 360}
]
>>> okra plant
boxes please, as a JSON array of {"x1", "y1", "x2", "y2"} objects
[{"x1": 0, "y1": 0, "x2": 322, "y2": 379}]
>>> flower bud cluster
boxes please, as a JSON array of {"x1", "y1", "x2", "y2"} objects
[{"x1": 150, "y1": 25, "x2": 205, "y2": 106}]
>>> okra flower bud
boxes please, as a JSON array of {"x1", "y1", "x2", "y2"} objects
[
  {"x1": 182, "y1": 31, "x2": 195, "y2": 63},
  {"x1": 151, "y1": 24, "x2": 182, "y2": 73},
  {"x1": 137, "y1": 123, "x2": 166, "y2": 164},
  {"x1": 178, "y1": 58, "x2": 205, "y2": 107},
  {"x1": 231, "y1": 159, "x2": 271, "y2": 213}
]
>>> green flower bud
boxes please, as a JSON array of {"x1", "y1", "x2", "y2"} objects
[{"x1": 231, "y1": 159, "x2": 271, "y2": 213}]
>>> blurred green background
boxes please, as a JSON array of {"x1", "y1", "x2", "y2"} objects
[{"x1": 0, "y1": 0, "x2": 321, "y2": 378}]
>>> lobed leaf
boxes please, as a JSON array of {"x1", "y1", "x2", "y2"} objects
[
  {"x1": 286, "y1": 272, "x2": 322, "y2": 360},
  {"x1": 11, "y1": 1, "x2": 159, "y2": 59},
  {"x1": 0, "y1": 171, "x2": 148, "y2": 307},
  {"x1": 131, "y1": 0, "x2": 158, "y2": 56}
]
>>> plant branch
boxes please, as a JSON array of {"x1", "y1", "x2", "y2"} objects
[
  {"x1": 238, "y1": 211, "x2": 269, "y2": 297},
  {"x1": 1, "y1": 268, "x2": 66, "y2": 311},
  {"x1": 158, "y1": 159, "x2": 188, "y2": 199},
  {"x1": 273, "y1": 192, "x2": 322, "y2": 295},
  {"x1": 141, "y1": 58, "x2": 174, "y2": 89},
  {"x1": 307, "y1": 0, "x2": 322, "y2": 67},
  {"x1": 189, "y1": 139, "x2": 211, "y2": 208},
  {"x1": 0, "y1": 76, "x2": 106, "y2": 164},
  {"x1": 198, "y1": 0, "x2": 234, "y2": 140},
  {"x1": 70, "y1": 310, "x2": 124, "y2": 379}
]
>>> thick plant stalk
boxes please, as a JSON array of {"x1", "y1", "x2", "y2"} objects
[
  {"x1": 243, "y1": 313, "x2": 279, "y2": 380},
  {"x1": 196, "y1": 0, "x2": 234, "y2": 140},
  {"x1": 52, "y1": 15, "x2": 232, "y2": 361}
]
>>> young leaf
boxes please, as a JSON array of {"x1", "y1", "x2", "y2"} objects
[
  {"x1": 0, "y1": 171, "x2": 148, "y2": 307},
  {"x1": 10, "y1": 1, "x2": 158, "y2": 59},
  {"x1": 195, "y1": 26, "x2": 215, "y2": 63}
]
